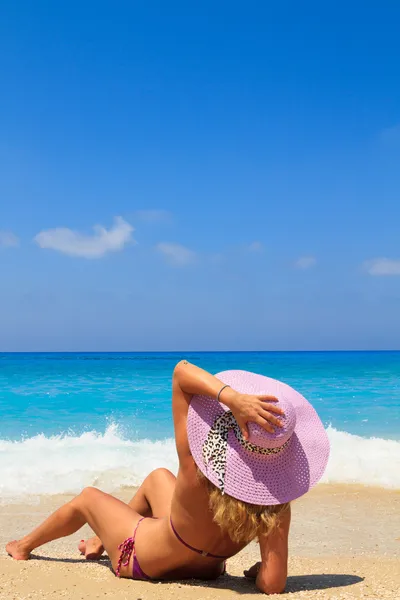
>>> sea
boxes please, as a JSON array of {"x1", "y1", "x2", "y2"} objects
[{"x1": 0, "y1": 351, "x2": 399, "y2": 503}]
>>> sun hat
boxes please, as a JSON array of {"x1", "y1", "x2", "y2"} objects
[{"x1": 187, "y1": 370, "x2": 330, "y2": 505}]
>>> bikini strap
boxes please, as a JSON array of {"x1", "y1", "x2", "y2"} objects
[
  {"x1": 116, "y1": 517, "x2": 145, "y2": 577},
  {"x1": 170, "y1": 517, "x2": 229, "y2": 559}
]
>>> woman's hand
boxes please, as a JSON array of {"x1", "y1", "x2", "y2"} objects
[
  {"x1": 244, "y1": 562, "x2": 261, "y2": 579},
  {"x1": 220, "y1": 388, "x2": 284, "y2": 440},
  {"x1": 245, "y1": 561, "x2": 287, "y2": 594}
]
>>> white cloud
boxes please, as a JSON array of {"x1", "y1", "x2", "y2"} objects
[
  {"x1": 157, "y1": 242, "x2": 196, "y2": 266},
  {"x1": 295, "y1": 256, "x2": 317, "y2": 270},
  {"x1": 34, "y1": 217, "x2": 134, "y2": 259},
  {"x1": 248, "y1": 241, "x2": 263, "y2": 253},
  {"x1": 364, "y1": 258, "x2": 400, "y2": 276},
  {"x1": 0, "y1": 231, "x2": 20, "y2": 247},
  {"x1": 135, "y1": 210, "x2": 172, "y2": 223}
]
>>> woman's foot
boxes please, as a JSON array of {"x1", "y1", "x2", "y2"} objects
[
  {"x1": 78, "y1": 536, "x2": 104, "y2": 560},
  {"x1": 6, "y1": 540, "x2": 31, "y2": 561}
]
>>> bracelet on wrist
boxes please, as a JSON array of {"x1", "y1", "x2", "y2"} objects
[{"x1": 217, "y1": 384, "x2": 231, "y2": 402}]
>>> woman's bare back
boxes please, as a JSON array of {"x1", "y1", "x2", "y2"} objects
[{"x1": 134, "y1": 460, "x2": 246, "y2": 580}]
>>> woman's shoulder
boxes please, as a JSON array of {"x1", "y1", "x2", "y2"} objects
[{"x1": 175, "y1": 459, "x2": 206, "y2": 494}]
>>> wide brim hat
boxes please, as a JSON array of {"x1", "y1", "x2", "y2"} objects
[{"x1": 187, "y1": 370, "x2": 330, "y2": 505}]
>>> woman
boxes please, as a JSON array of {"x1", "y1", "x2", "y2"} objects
[{"x1": 7, "y1": 361, "x2": 329, "y2": 594}]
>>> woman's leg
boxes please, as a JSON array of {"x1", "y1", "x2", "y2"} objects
[
  {"x1": 6, "y1": 487, "x2": 143, "y2": 575},
  {"x1": 127, "y1": 468, "x2": 176, "y2": 517},
  {"x1": 79, "y1": 468, "x2": 176, "y2": 559}
]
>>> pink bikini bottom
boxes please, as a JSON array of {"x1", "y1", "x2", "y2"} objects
[
  {"x1": 115, "y1": 517, "x2": 151, "y2": 580},
  {"x1": 116, "y1": 516, "x2": 228, "y2": 581}
]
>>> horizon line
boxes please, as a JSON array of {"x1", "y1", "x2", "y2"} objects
[{"x1": 1, "y1": 349, "x2": 399, "y2": 354}]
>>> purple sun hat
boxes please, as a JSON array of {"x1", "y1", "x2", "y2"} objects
[{"x1": 187, "y1": 370, "x2": 330, "y2": 505}]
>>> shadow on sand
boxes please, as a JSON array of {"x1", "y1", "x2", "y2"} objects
[
  {"x1": 186, "y1": 572, "x2": 364, "y2": 594},
  {"x1": 29, "y1": 555, "x2": 364, "y2": 595}
]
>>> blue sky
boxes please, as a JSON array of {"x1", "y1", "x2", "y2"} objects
[{"x1": 1, "y1": 1, "x2": 400, "y2": 351}]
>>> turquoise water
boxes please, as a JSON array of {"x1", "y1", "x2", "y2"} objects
[
  {"x1": 1, "y1": 351, "x2": 399, "y2": 499},
  {"x1": 1, "y1": 351, "x2": 399, "y2": 440}
]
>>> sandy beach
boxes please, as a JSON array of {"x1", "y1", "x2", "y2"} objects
[{"x1": 1, "y1": 484, "x2": 399, "y2": 600}]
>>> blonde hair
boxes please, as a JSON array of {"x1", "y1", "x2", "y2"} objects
[{"x1": 200, "y1": 471, "x2": 290, "y2": 544}]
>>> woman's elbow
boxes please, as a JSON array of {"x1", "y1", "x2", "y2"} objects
[
  {"x1": 173, "y1": 360, "x2": 184, "y2": 382},
  {"x1": 173, "y1": 359, "x2": 190, "y2": 383},
  {"x1": 256, "y1": 574, "x2": 287, "y2": 595}
]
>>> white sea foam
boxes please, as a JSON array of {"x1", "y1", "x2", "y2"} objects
[
  {"x1": 322, "y1": 426, "x2": 400, "y2": 488},
  {"x1": 0, "y1": 424, "x2": 399, "y2": 503}
]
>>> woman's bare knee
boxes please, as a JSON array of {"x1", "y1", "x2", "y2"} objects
[
  {"x1": 82, "y1": 486, "x2": 99, "y2": 496},
  {"x1": 67, "y1": 487, "x2": 102, "y2": 520},
  {"x1": 77, "y1": 487, "x2": 102, "y2": 505},
  {"x1": 150, "y1": 468, "x2": 176, "y2": 482}
]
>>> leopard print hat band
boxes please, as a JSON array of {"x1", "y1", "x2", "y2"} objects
[{"x1": 202, "y1": 411, "x2": 290, "y2": 495}]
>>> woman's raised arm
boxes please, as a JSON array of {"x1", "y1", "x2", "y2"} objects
[
  {"x1": 171, "y1": 360, "x2": 230, "y2": 463},
  {"x1": 171, "y1": 360, "x2": 283, "y2": 464}
]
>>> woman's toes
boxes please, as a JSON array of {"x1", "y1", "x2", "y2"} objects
[
  {"x1": 78, "y1": 537, "x2": 104, "y2": 560},
  {"x1": 78, "y1": 540, "x2": 86, "y2": 555},
  {"x1": 6, "y1": 540, "x2": 31, "y2": 560}
]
